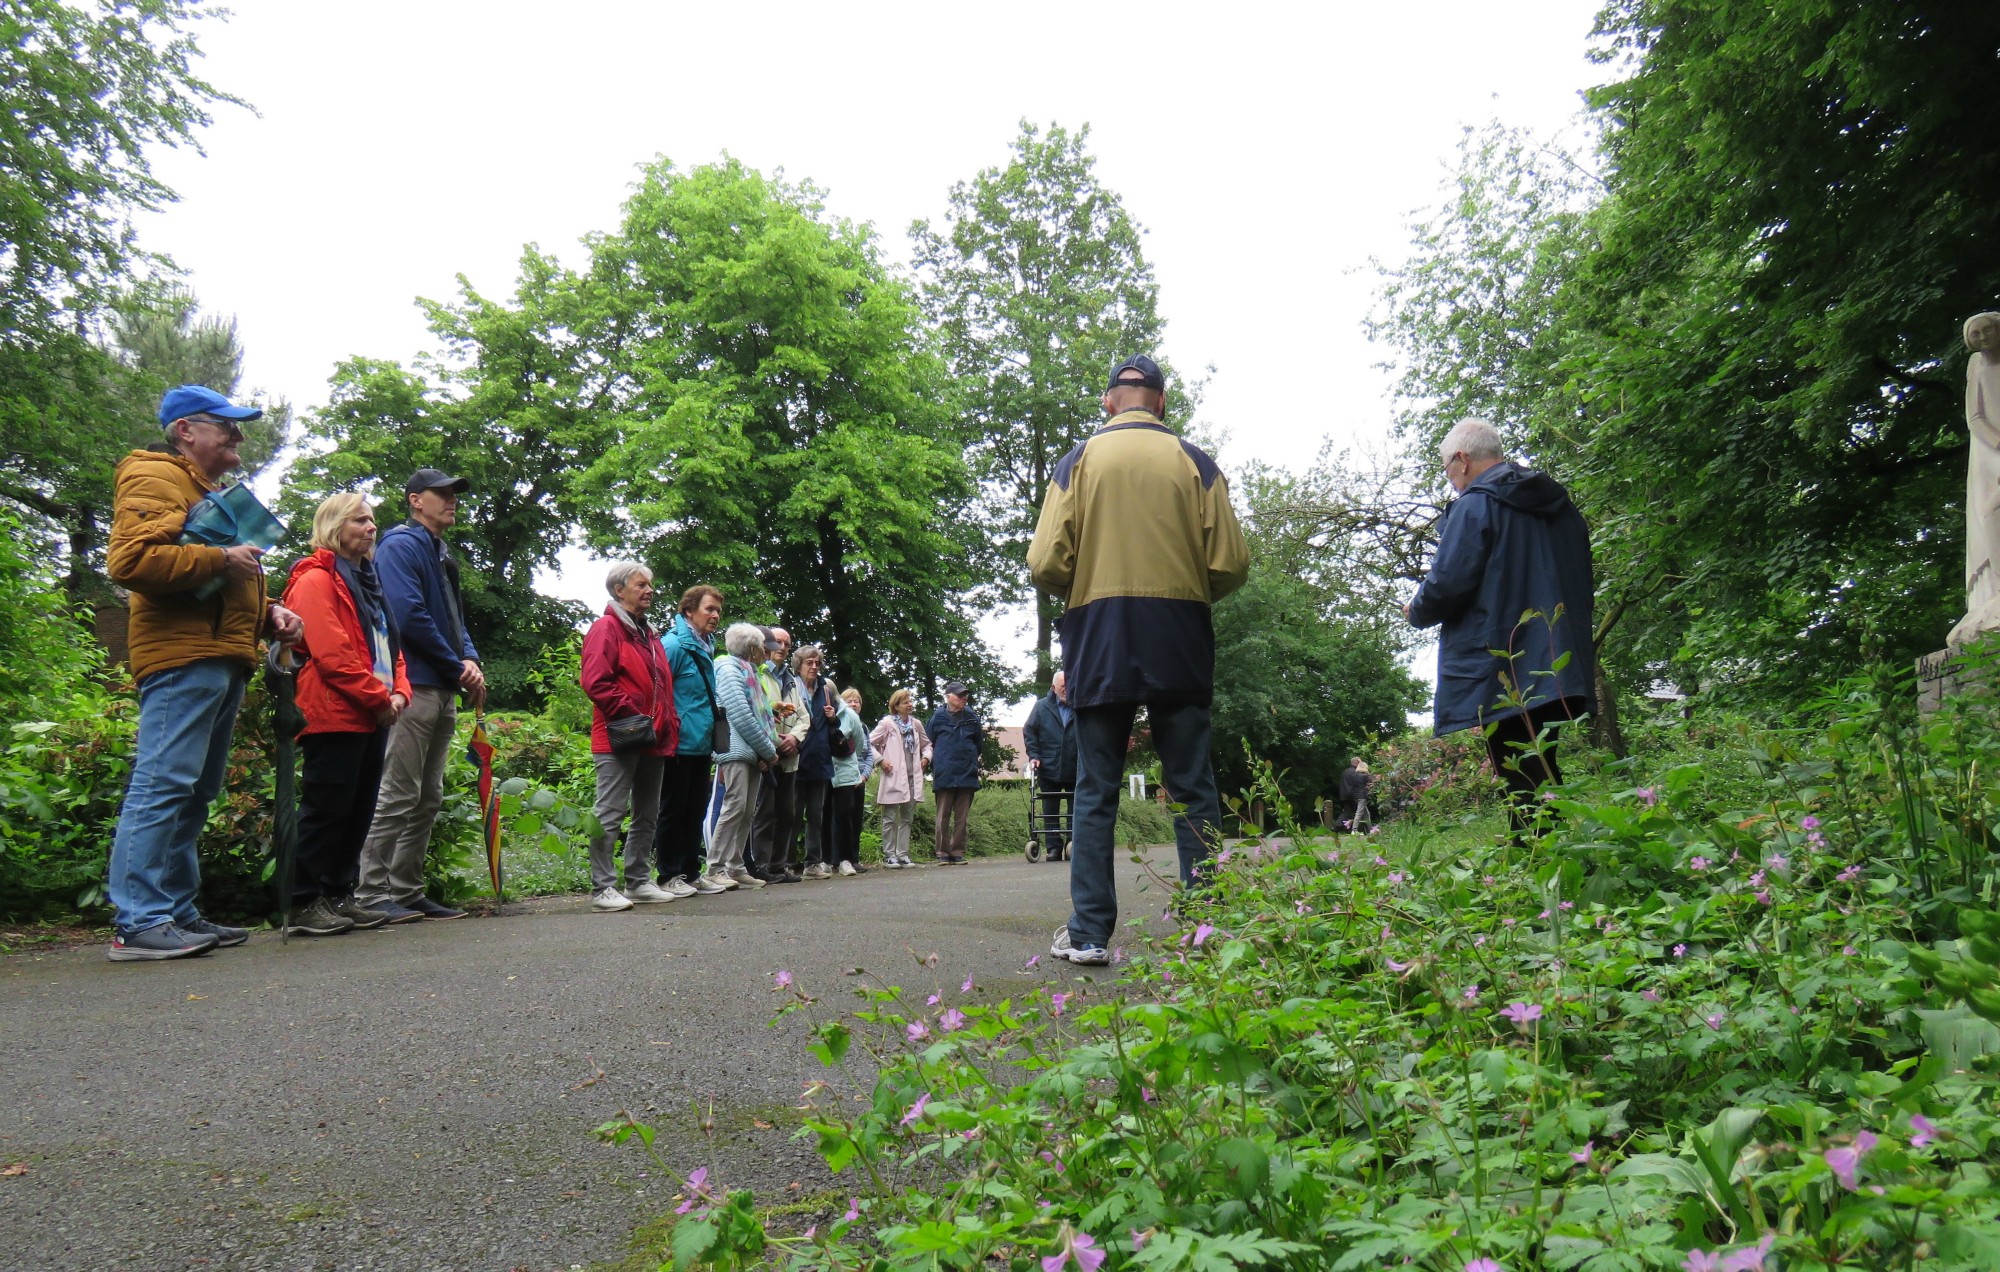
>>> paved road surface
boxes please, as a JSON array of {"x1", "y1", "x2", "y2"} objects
[{"x1": 0, "y1": 851, "x2": 1178, "y2": 1271}]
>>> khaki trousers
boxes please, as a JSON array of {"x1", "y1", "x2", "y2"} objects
[{"x1": 357, "y1": 686, "x2": 456, "y2": 907}]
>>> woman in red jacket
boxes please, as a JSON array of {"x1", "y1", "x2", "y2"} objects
[
  {"x1": 281, "y1": 493, "x2": 415, "y2": 936},
  {"x1": 579, "y1": 562, "x2": 680, "y2": 912}
]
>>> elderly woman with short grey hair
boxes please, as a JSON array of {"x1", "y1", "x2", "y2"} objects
[
  {"x1": 578, "y1": 562, "x2": 679, "y2": 912},
  {"x1": 706, "y1": 621, "x2": 780, "y2": 888}
]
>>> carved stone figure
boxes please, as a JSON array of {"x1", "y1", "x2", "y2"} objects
[{"x1": 1948, "y1": 311, "x2": 2000, "y2": 647}]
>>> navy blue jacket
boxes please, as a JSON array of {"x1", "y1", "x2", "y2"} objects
[
  {"x1": 1407, "y1": 462, "x2": 1595, "y2": 736},
  {"x1": 795, "y1": 677, "x2": 838, "y2": 782},
  {"x1": 374, "y1": 521, "x2": 479, "y2": 691},
  {"x1": 1021, "y1": 692, "x2": 1077, "y2": 786},
  {"x1": 926, "y1": 705, "x2": 984, "y2": 790}
]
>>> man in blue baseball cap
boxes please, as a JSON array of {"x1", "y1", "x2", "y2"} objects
[{"x1": 104, "y1": 385, "x2": 303, "y2": 961}]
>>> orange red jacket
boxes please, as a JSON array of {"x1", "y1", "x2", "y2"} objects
[{"x1": 281, "y1": 550, "x2": 414, "y2": 735}]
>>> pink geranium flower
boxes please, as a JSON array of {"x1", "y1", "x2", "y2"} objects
[
  {"x1": 1050, "y1": 992, "x2": 1070, "y2": 1017},
  {"x1": 1042, "y1": 1228, "x2": 1106, "y2": 1272},
  {"x1": 1193, "y1": 922, "x2": 1216, "y2": 947},
  {"x1": 1465, "y1": 1260, "x2": 1503, "y2": 1272},
  {"x1": 940, "y1": 1007, "x2": 968, "y2": 1032},
  {"x1": 906, "y1": 1021, "x2": 930, "y2": 1042},
  {"x1": 900, "y1": 1093, "x2": 930, "y2": 1127},
  {"x1": 1499, "y1": 1002, "x2": 1543, "y2": 1031},
  {"x1": 1824, "y1": 1131, "x2": 1877, "y2": 1191},
  {"x1": 1911, "y1": 1114, "x2": 1937, "y2": 1148},
  {"x1": 773, "y1": 970, "x2": 792, "y2": 990}
]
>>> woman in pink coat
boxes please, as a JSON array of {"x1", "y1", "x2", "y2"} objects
[{"x1": 868, "y1": 688, "x2": 931, "y2": 869}]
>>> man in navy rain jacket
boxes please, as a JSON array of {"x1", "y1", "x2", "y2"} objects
[
  {"x1": 356, "y1": 468, "x2": 484, "y2": 921},
  {"x1": 1406, "y1": 417, "x2": 1595, "y2": 839},
  {"x1": 926, "y1": 682, "x2": 984, "y2": 865}
]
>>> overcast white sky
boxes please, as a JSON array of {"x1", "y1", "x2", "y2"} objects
[{"x1": 141, "y1": 0, "x2": 1607, "y2": 720}]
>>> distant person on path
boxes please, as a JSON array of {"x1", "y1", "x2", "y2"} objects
[
  {"x1": 579, "y1": 562, "x2": 680, "y2": 913},
  {"x1": 1404, "y1": 416, "x2": 1595, "y2": 839},
  {"x1": 707, "y1": 622, "x2": 779, "y2": 889},
  {"x1": 655, "y1": 584, "x2": 725, "y2": 897},
  {"x1": 794, "y1": 644, "x2": 842, "y2": 879},
  {"x1": 830, "y1": 687, "x2": 875, "y2": 875},
  {"x1": 104, "y1": 385, "x2": 304, "y2": 961},
  {"x1": 869, "y1": 689, "x2": 930, "y2": 869},
  {"x1": 1028, "y1": 353, "x2": 1249, "y2": 965},
  {"x1": 1022, "y1": 670, "x2": 1078, "y2": 863},
  {"x1": 278, "y1": 493, "x2": 414, "y2": 937},
  {"x1": 355, "y1": 468, "x2": 485, "y2": 922},
  {"x1": 1337, "y1": 758, "x2": 1372, "y2": 833},
  {"x1": 926, "y1": 682, "x2": 984, "y2": 865}
]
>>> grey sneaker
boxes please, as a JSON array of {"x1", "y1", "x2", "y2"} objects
[
  {"x1": 1051, "y1": 925, "x2": 1110, "y2": 966},
  {"x1": 690, "y1": 874, "x2": 731, "y2": 895},
  {"x1": 727, "y1": 868, "x2": 766, "y2": 889},
  {"x1": 628, "y1": 881, "x2": 678, "y2": 904},
  {"x1": 285, "y1": 898, "x2": 356, "y2": 937},
  {"x1": 329, "y1": 896, "x2": 395, "y2": 930},
  {"x1": 107, "y1": 923, "x2": 220, "y2": 962},
  {"x1": 182, "y1": 917, "x2": 249, "y2": 947},
  {"x1": 663, "y1": 875, "x2": 699, "y2": 898}
]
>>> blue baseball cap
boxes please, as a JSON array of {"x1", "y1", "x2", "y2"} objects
[{"x1": 158, "y1": 384, "x2": 263, "y2": 428}]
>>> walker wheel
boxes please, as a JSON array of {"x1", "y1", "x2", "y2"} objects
[{"x1": 1025, "y1": 839, "x2": 1041, "y2": 862}]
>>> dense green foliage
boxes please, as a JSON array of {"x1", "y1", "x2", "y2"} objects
[
  {"x1": 601, "y1": 675, "x2": 2000, "y2": 1270},
  {"x1": 1373, "y1": 0, "x2": 2000, "y2": 707}
]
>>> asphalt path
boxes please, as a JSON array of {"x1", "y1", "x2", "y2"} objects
[{"x1": 0, "y1": 849, "x2": 1180, "y2": 1271}]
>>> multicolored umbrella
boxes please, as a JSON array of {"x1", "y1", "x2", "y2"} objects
[{"x1": 466, "y1": 713, "x2": 502, "y2": 898}]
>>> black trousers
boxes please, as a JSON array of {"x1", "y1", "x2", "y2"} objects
[
  {"x1": 1037, "y1": 788, "x2": 1072, "y2": 854},
  {"x1": 831, "y1": 785, "x2": 866, "y2": 865},
  {"x1": 295, "y1": 729, "x2": 388, "y2": 905},
  {"x1": 750, "y1": 766, "x2": 799, "y2": 873},
  {"x1": 1485, "y1": 702, "x2": 1573, "y2": 837},
  {"x1": 655, "y1": 754, "x2": 712, "y2": 884},
  {"x1": 798, "y1": 778, "x2": 833, "y2": 866}
]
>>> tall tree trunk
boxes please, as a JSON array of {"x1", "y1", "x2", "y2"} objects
[
  {"x1": 65, "y1": 503, "x2": 99, "y2": 609},
  {"x1": 1590, "y1": 658, "x2": 1627, "y2": 758}
]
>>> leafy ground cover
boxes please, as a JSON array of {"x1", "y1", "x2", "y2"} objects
[{"x1": 594, "y1": 677, "x2": 2000, "y2": 1270}]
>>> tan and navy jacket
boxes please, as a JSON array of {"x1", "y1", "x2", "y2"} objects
[{"x1": 1026, "y1": 410, "x2": 1249, "y2": 709}]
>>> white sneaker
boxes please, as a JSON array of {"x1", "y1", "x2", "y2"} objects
[
  {"x1": 691, "y1": 874, "x2": 731, "y2": 894},
  {"x1": 663, "y1": 875, "x2": 698, "y2": 898},
  {"x1": 837, "y1": 860, "x2": 857, "y2": 877},
  {"x1": 629, "y1": 881, "x2": 677, "y2": 904},
  {"x1": 1051, "y1": 925, "x2": 1110, "y2": 965},
  {"x1": 591, "y1": 887, "x2": 633, "y2": 912},
  {"x1": 728, "y1": 868, "x2": 767, "y2": 889},
  {"x1": 882, "y1": 858, "x2": 903, "y2": 870},
  {"x1": 805, "y1": 862, "x2": 832, "y2": 880}
]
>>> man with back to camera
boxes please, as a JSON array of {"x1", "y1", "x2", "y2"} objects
[
  {"x1": 355, "y1": 468, "x2": 487, "y2": 921},
  {"x1": 1404, "y1": 416, "x2": 1595, "y2": 840},
  {"x1": 1028, "y1": 354, "x2": 1250, "y2": 965},
  {"x1": 104, "y1": 385, "x2": 305, "y2": 960}
]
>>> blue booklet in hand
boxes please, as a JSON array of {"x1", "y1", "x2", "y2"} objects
[{"x1": 178, "y1": 483, "x2": 287, "y2": 600}]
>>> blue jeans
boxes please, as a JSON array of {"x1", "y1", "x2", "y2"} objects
[
  {"x1": 108, "y1": 658, "x2": 248, "y2": 935},
  {"x1": 1067, "y1": 701, "x2": 1221, "y2": 948}
]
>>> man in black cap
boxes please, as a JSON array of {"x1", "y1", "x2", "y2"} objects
[
  {"x1": 925, "y1": 680, "x2": 984, "y2": 864},
  {"x1": 1028, "y1": 354, "x2": 1249, "y2": 964},
  {"x1": 356, "y1": 468, "x2": 485, "y2": 921}
]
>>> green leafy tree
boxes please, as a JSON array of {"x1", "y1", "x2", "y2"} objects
[
  {"x1": 575, "y1": 157, "x2": 1001, "y2": 711},
  {"x1": 1374, "y1": 2, "x2": 2000, "y2": 708},
  {"x1": 1209, "y1": 464, "x2": 1428, "y2": 805},
  {"x1": 912, "y1": 121, "x2": 1171, "y2": 690}
]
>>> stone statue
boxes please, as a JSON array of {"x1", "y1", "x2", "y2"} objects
[{"x1": 1949, "y1": 311, "x2": 2000, "y2": 647}]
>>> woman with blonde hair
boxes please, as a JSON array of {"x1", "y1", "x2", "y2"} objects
[
  {"x1": 829, "y1": 686, "x2": 875, "y2": 875},
  {"x1": 868, "y1": 688, "x2": 930, "y2": 869},
  {"x1": 278, "y1": 492, "x2": 414, "y2": 936}
]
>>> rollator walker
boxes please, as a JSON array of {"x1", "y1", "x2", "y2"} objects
[{"x1": 1024, "y1": 772, "x2": 1072, "y2": 863}]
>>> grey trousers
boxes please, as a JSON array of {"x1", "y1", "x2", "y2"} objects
[
  {"x1": 590, "y1": 751, "x2": 666, "y2": 892},
  {"x1": 710, "y1": 760, "x2": 760, "y2": 874},
  {"x1": 357, "y1": 685, "x2": 456, "y2": 907},
  {"x1": 878, "y1": 801, "x2": 915, "y2": 862},
  {"x1": 933, "y1": 787, "x2": 974, "y2": 860}
]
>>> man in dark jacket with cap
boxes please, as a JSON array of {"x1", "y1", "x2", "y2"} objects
[
  {"x1": 1029, "y1": 354, "x2": 1250, "y2": 965},
  {"x1": 1406, "y1": 417, "x2": 1595, "y2": 838},
  {"x1": 356, "y1": 468, "x2": 485, "y2": 921},
  {"x1": 1021, "y1": 670, "x2": 1077, "y2": 861},
  {"x1": 926, "y1": 681, "x2": 983, "y2": 865}
]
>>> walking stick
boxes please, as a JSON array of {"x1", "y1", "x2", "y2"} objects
[{"x1": 267, "y1": 643, "x2": 304, "y2": 944}]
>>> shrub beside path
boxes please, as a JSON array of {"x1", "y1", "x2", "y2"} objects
[{"x1": 0, "y1": 851, "x2": 1174, "y2": 1271}]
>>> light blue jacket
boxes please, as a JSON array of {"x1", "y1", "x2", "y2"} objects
[
  {"x1": 831, "y1": 703, "x2": 874, "y2": 788},
  {"x1": 710, "y1": 654, "x2": 777, "y2": 764}
]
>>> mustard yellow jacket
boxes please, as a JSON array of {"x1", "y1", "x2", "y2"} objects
[
  {"x1": 107, "y1": 446, "x2": 269, "y2": 683},
  {"x1": 1027, "y1": 410, "x2": 1249, "y2": 709}
]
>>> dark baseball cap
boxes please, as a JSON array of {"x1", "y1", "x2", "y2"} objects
[
  {"x1": 404, "y1": 468, "x2": 471, "y2": 495},
  {"x1": 1107, "y1": 354, "x2": 1164, "y2": 392},
  {"x1": 158, "y1": 384, "x2": 262, "y2": 427},
  {"x1": 943, "y1": 680, "x2": 969, "y2": 697}
]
